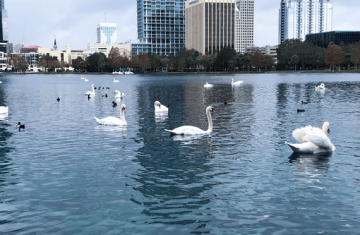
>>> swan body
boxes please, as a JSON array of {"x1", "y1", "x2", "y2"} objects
[
  {"x1": 315, "y1": 83, "x2": 325, "y2": 90},
  {"x1": 0, "y1": 106, "x2": 8, "y2": 114},
  {"x1": 124, "y1": 71, "x2": 134, "y2": 75},
  {"x1": 113, "y1": 78, "x2": 119, "y2": 83},
  {"x1": 204, "y1": 82, "x2": 213, "y2": 88},
  {"x1": 286, "y1": 122, "x2": 335, "y2": 155},
  {"x1": 85, "y1": 84, "x2": 95, "y2": 96},
  {"x1": 231, "y1": 78, "x2": 243, "y2": 86},
  {"x1": 84, "y1": 78, "x2": 89, "y2": 82},
  {"x1": 94, "y1": 104, "x2": 127, "y2": 126},
  {"x1": 112, "y1": 71, "x2": 123, "y2": 75},
  {"x1": 114, "y1": 90, "x2": 124, "y2": 98},
  {"x1": 81, "y1": 76, "x2": 85, "y2": 80},
  {"x1": 154, "y1": 101, "x2": 168, "y2": 112},
  {"x1": 165, "y1": 106, "x2": 215, "y2": 135}
]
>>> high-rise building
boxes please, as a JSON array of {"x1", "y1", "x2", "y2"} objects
[
  {"x1": 185, "y1": 0, "x2": 236, "y2": 55},
  {"x1": 137, "y1": 0, "x2": 185, "y2": 55},
  {"x1": 97, "y1": 23, "x2": 117, "y2": 44},
  {"x1": 0, "y1": 0, "x2": 8, "y2": 42},
  {"x1": 279, "y1": 0, "x2": 333, "y2": 44},
  {"x1": 235, "y1": 0, "x2": 254, "y2": 53}
]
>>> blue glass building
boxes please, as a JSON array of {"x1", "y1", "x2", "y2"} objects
[
  {"x1": 306, "y1": 31, "x2": 360, "y2": 48},
  {"x1": 0, "y1": 0, "x2": 8, "y2": 42},
  {"x1": 135, "y1": 0, "x2": 185, "y2": 55}
]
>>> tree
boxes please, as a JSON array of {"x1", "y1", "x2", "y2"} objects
[
  {"x1": 213, "y1": 47, "x2": 236, "y2": 71},
  {"x1": 161, "y1": 58, "x2": 169, "y2": 72},
  {"x1": 72, "y1": 57, "x2": 85, "y2": 71},
  {"x1": 265, "y1": 55, "x2": 275, "y2": 71},
  {"x1": 98, "y1": 53, "x2": 106, "y2": 73},
  {"x1": 137, "y1": 53, "x2": 150, "y2": 73},
  {"x1": 38, "y1": 54, "x2": 58, "y2": 72},
  {"x1": 248, "y1": 50, "x2": 269, "y2": 72},
  {"x1": 352, "y1": 41, "x2": 360, "y2": 70},
  {"x1": 290, "y1": 55, "x2": 300, "y2": 71},
  {"x1": 13, "y1": 44, "x2": 24, "y2": 53},
  {"x1": 325, "y1": 44, "x2": 346, "y2": 73},
  {"x1": 12, "y1": 55, "x2": 28, "y2": 73},
  {"x1": 107, "y1": 47, "x2": 120, "y2": 71}
]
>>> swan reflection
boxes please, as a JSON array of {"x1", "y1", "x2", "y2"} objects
[
  {"x1": 0, "y1": 113, "x2": 8, "y2": 121},
  {"x1": 95, "y1": 125, "x2": 127, "y2": 140},
  {"x1": 289, "y1": 152, "x2": 331, "y2": 174},
  {"x1": 155, "y1": 113, "x2": 168, "y2": 122}
]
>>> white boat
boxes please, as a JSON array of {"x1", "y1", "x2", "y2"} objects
[
  {"x1": 124, "y1": 71, "x2": 134, "y2": 75},
  {"x1": 112, "y1": 71, "x2": 124, "y2": 75}
]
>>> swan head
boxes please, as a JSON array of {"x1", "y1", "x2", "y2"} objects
[
  {"x1": 114, "y1": 90, "x2": 120, "y2": 94},
  {"x1": 205, "y1": 82, "x2": 208, "y2": 85},
  {"x1": 232, "y1": 78, "x2": 234, "y2": 82},
  {"x1": 206, "y1": 106, "x2": 216, "y2": 113},
  {"x1": 322, "y1": 122, "x2": 330, "y2": 135},
  {"x1": 91, "y1": 84, "x2": 95, "y2": 88},
  {"x1": 121, "y1": 104, "x2": 126, "y2": 113},
  {"x1": 154, "y1": 101, "x2": 161, "y2": 108}
]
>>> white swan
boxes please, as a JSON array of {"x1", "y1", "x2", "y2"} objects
[
  {"x1": 81, "y1": 76, "x2": 85, "y2": 80},
  {"x1": 114, "y1": 90, "x2": 124, "y2": 98},
  {"x1": 154, "y1": 101, "x2": 168, "y2": 113},
  {"x1": 286, "y1": 122, "x2": 335, "y2": 155},
  {"x1": 0, "y1": 106, "x2": 8, "y2": 114},
  {"x1": 315, "y1": 83, "x2": 325, "y2": 90},
  {"x1": 85, "y1": 84, "x2": 95, "y2": 96},
  {"x1": 231, "y1": 78, "x2": 243, "y2": 86},
  {"x1": 113, "y1": 78, "x2": 119, "y2": 83},
  {"x1": 84, "y1": 78, "x2": 89, "y2": 82},
  {"x1": 165, "y1": 106, "x2": 215, "y2": 135},
  {"x1": 204, "y1": 82, "x2": 213, "y2": 88},
  {"x1": 94, "y1": 104, "x2": 127, "y2": 126}
]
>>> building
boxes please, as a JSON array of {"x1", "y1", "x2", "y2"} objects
[
  {"x1": 235, "y1": 0, "x2": 254, "y2": 53},
  {"x1": 97, "y1": 23, "x2": 117, "y2": 44},
  {"x1": 137, "y1": 0, "x2": 185, "y2": 55},
  {"x1": 306, "y1": 31, "x2": 360, "y2": 48},
  {"x1": 279, "y1": 0, "x2": 333, "y2": 44},
  {"x1": 245, "y1": 45, "x2": 278, "y2": 61},
  {"x1": 185, "y1": 0, "x2": 236, "y2": 55},
  {"x1": 0, "y1": 0, "x2": 8, "y2": 53},
  {"x1": 84, "y1": 43, "x2": 131, "y2": 57}
]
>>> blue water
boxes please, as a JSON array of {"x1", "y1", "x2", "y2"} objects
[{"x1": 0, "y1": 73, "x2": 359, "y2": 234}]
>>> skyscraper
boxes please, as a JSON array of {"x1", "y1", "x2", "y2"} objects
[
  {"x1": 185, "y1": 0, "x2": 236, "y2": 55},
  {"x1": 279, "y1": 0, "x2": 332, "y2": 44},
  {"x1": 0, "y1": 0, "x2": 8, "y2": 42},
  {"x1": 97, "y1": 23, "x2": 117, "y2": 44},
  {"x1": 235, "y1": 0, "x2": 254, "y2": 53},
  {"x1": 137, "y1": 0, "x2": 185, "y2": 55}
]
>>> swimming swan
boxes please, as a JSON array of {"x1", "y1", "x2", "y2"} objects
[
  {"x1": 204, "y1": 82, "x2": 213, "y2": 88},
  {"x1": 114, "y1": 90, "x2": 124, "y2": 98},
  {"x1": 154, "y1": 101, "x2": 168, "y2": 112},
  {"x1": 286, "y1": 122, "x2": 335, "y2": 155},
  {"x1": 165, "y1": 106, "x2": 215, "y2": 135},
  {"x1": 81, "y1": 76, "x2": 85, "y2": 80},
  {"x1": 84, "y1": 78, "x2": 89, "y2": 82},
  {"x1": 315, "y1": 83, "x2": 325, "y2": 90},
  {"x1": 0, "y1": 106, "x2": 8, "y2": 114},
  {"x1": 113, "y1": 78, "x2": 119, "y2": 83},
  {"x1": 231, "y1": 78, "x2": 243, "y2": 86},
  {"x1": 85, "y1": 84, "x2": 95, "y2": 96},
  {"x1": 94, "y1": 104, "x2": 127, "y2": 126}
]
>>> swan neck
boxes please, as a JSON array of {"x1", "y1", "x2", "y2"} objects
[
  {"x1": 120, "y1": 109, "x2": 125, "y2": 122},
  {"x1": 206, "y1": 109, "x2": 213, "y2": 132}
]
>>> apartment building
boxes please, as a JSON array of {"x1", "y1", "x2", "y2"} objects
[{"x1": 235, "y1": 0, "x2": 254, "y2": 53}]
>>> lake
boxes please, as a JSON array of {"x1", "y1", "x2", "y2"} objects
[{"x1": 0, "y1": 73, "x2": 359, "y2": 234}]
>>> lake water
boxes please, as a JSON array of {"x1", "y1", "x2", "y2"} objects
[{"x1": 0, "y1": 73, "x2": 359, "y2": 234}]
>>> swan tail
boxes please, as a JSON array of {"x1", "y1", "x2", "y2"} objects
[
  {"x1": 94, "y1": 117, "x2": 103, "y2": 125},
  {"x1": 285, "y1": 142, "x2": 300, "y2": 152}
]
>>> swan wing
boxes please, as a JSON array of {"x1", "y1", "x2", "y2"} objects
[
  {"x1": 94, "y1": 116, "x2": 125, "y2": 126},
  {"x1": 155, "y1": 105, "x2": 168, "y2": 112},
  {"x1": 286, "y1": 142, "x2": 320, "y2": 154},
  {"x1": 292, "y1": 126, "x2": 313, "y2": 143},
  {"x1": 303, "y1": 128, "x2": 334, "y2": 150},
  {"x1": 165, "y1": 126, "x2": 206, "y2": 135}
]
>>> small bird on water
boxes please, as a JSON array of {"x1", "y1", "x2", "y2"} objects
[
  {"x1": 57, "y1": 97, "x2": 60, "y2": 102},
  {"x1": 224, "y1": 100, "x2": 227, "y2": 105},
  {"x1": 17, "y1": 122, "x2": 25, "y2": 131},
  {"x1": 87, "y1": 94, "x2": 91, "y2": 100},
  {"x1": 301, "y1": 101, "x2": 308, "y2": 105},
  {"x1": 112, "y1": 101, "x2": 117, "y2": 107},
  {"x1": 297, "y1": 109, "x2": 305, "y2": 113}
]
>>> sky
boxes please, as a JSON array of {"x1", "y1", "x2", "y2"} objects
[{"x1": 7, "y1": 0, "x2": 360, "y2": 51}]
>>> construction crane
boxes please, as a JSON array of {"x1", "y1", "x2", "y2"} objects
[{"x1": 21, "y1": 35, "x2": 25, "y2": 47}]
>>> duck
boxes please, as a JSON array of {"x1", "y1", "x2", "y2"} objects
[
  {"x1": 105, "y1": 94, "x2": 108, "y2": 98},
  {"x1": 297, "y1": 109, "x2": 305, "y2": 112},
  {"x1": 286, "y1": 122, "x2": 335, "y2": 155},
  {"x1": 113, "y1": 78, "x2": 119, "y2": 83},
  {"x1": 315, "y1": 83, "x2": 325, "y2": 90},
  {"x1": 94, "y1": 104, "x2": 127, "y2": 126},
  {"x1": 154, "y1": 101, "x2": 168, "y2": 113},
  {"x1": 204, "y1": 82, "x2": 213, "y2": 88},
  {"x1": 114, "y1": 90, "x2": 124, "y2": 98},
  {"x1": 57, "y1": 97, "x2": 60, "y2": 102},
  {"x1": 224, "y1": 100, "x2": 227, "y2": 105},
  {"x1": 85, "y1": 84, "x2": 96, "y2": 96},
  {"x1": 17, "y1": 122, "x2": 25, "y2": 130},
  {"x1": 301, "y1": 101, "x2": 308, "y2": 105},
  {"x1": 231, "y1": 78, "x2": 243, "y2": 86},
  {"x1": 112, "y1": 101, "x2": 117, "y2": 107},
  {"x1": 98, "y1": 86, "x2": 101, "y2": 90},
  {"x1": 165, "y1": 106, "x2": 215, "y2": 135},
  {"x1": 87, "y1": 94, "x2": 91, "y2": 100},
  {"x1": 0, "y1": 106, "x2": 8, "y2": 114}
]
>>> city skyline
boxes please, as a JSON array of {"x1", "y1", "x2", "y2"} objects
[{"x1": 6, "y1": 0, "x2": 360, "y2": 51}]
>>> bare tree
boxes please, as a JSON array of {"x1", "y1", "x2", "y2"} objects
[
  {"x1": 137, "y1": 53, "x2": 150, "y2": 73},
  {"x1": 248, "y1": 50, "x2": 269, "y2": 72},
  {"x1": 13, "y1": 44, "x2": 24, "y2": 53},
  {"x1": 352, "y1": 41, "x2": 360, "y2": 71},
  {"x1": 325, "y1": 44, "x2": 346, "y2": 73}
]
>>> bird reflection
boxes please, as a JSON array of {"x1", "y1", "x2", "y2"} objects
[
  {"x1": 289, "y1": 152, "x2": 331, "y2": 174},
  {"x1": 155, "y1": 113, "x2": 168, "y2": 122}
]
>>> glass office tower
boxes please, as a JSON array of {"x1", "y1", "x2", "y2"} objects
[
  {"x1": 0, "y1": 0, "x2": 8, "y2": 42},
  {"x1": 136, "y1": 0, "x2": 185, "y2": 55},
  {"x1": 97, "y1": 23, "x2": 117, "y2": 44}
]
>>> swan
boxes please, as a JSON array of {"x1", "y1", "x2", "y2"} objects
[
  {"x1": 114, "y1": 90, "x2": 124, "y2": 98},
  {"x1": 85, "y1": 84, "x2": 95, "y2": 96},
  {"x1": 154, "y1": 101, "x2": 168, "y2": 112},
  {"x1": 113, "y1": 78, "x2": 119, "y2": 83},
  {"x1": 84, "y1": 78, "x2": 89, "y2": 82},
  {"x1": 165, "y1": 106, "x2": 215, "y2": 135},
  {"x1": 94, "y1": 104, "x2": 127, "y2": 126},
  {"x1": 286, "y1": 122, "x2": 335, "y2": 155},
  {"x1": 204, "y1": 82, "x2": 213, "y2": 88},
  {"x1": 0, "y1": 106, "x2": 8, "y2": 114},
  {"x1": 315, "y1": 83, "x2": 325, "y2": 90},
  {"x1": 81, "y1": 76, "x2": 85, "y2": 80},
  {"x1": 231, "y1": 78, "x2": 243, "y2": 86}
]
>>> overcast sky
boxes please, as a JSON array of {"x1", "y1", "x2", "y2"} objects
[{"x1": 7, "y1": 0, "x2": 360, "y2": 51}]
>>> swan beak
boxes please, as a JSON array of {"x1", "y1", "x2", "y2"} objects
[
  {"x1": 212, "y1": 109, "x2": 216, "y2": 113},
  {"x1": 124, "y1": 109, "x2": 126, "y2": 113},
  {"x1": 328, "y1": 129, "x2": 330, "y2": 133}
]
